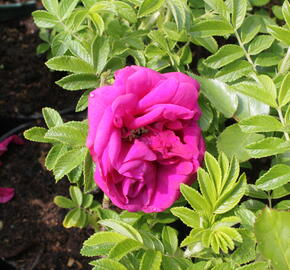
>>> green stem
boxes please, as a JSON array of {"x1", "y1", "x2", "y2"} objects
[
  {"x1": 267, "y1": 191, "x2": 272, "y2": 208},
  {"x1": 277, "y1": 107, "x2": 290, "y2": 141},
  {"x1": 102, "y1": 194, "x2": 110, "y2": 209}
]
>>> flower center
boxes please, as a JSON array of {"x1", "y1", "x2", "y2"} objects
[{"x1": 122, "y1": 127, "x2": 149, "y2": 141}]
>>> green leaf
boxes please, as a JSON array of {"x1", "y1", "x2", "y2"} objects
[
  {"x1": 67, "y1": 165, "x2": 82, "y2": 183},
  {"x1": 268, "y1": 25, "x2": 290, "y2": 46},
  {"x1": 250, "y1": 0, "x2": 270, "y2": 6},
  {"x1": 217, "y1": 124, "x2": 264, "y2": 162},
  {"x1": 138, "y1": 0, "x2": 164, "y2": 17},
  {"x1": 248, "y1": 35, "x2": 275, "y2": 55},
  {"x1": 215, "y1": 60, "x2": 252, "y2": 82},
  {"x1": 92, "y1": 36, "x2": 110, "y2": 75},
  {"x1": 239, "y1": 115, "x2": 283, "y2": 133},
  {"x1": 54, "y1": 195, "x2": 76, "y2": 208},
  {"x1": 274, "y1": 200, "x2": 290, "y2": 210},
  {"x1": 232, "y1": 0, "x2": 247, "y2": 30},
  {"x1": 36, "y1": 43, "x2": 50, "y2": 54},
  {"x1": 191, "y1": 36, "x2": 218, "y2": 53},
  {"x1": 238, "y1": 262, "x2": 268, "y2": 270},
  {"x1": 198, "y1": 168, "x2": 216, "y2": 206},
  {"x1": 139, "y1": 231, "x2": 164, "y2": 252},
  {"x1": 109, "y1": 239, "x2": 143, "y2": 260},
  {"x1": 114, "y1": 1, "x2": 137, "y2": 23},
  {"x1": 189, "y1": 74, "x2": 238, "y2": 118},
  {"x1": 69, "y1": 185, "x2": 83, "y2": 206},
  {"x1": 162, "y1": 226, "x2": 178, "y2": 255},
  {"x1": 53, "y1": 148, "x2": 87, "y2": 181},
  {"x1": 149, "y1": 30, "x2": 169, "y2": 51},
  {"x1": 190, "y1": 19, "x2": 234, "y2": 38},
  {"x1": 89, "y1": 13, "x2": 105, "y2": 35},
  {"x1": 278, "y1": 72, "x2": 290, "y2": 107},
  {"x1": 63, "y1": 208, "x2": 87, "y2": 228},
  {"x1": 42, "y1": 0, "x2": 58, "y2": 15},
  {"x1": 283, "y1": 0, "x2": 290, "y2": 28},
  {"x1": 32, "y1": 10, "x2": 58, "y2": 28},
  {"x1": 246, "y1": 137, "x2": 290, "y2": 158},
  {"x1": 235, "y1": 208, "x2": 256, "y2": 230},
  {"x1": 246, "y1": 184, "x2": 268, "y2": 199},
  {"x1": 81, "y1": 244, "x2": 115, "y2": 257},
  {"x1": 45, "y1": 122, "x2": 87, "y2": 146},
  {"x1": 82, "y1": 194, "x2": 93, "y2": 208},
  {"x1": 51, "y1": 32, "x2": 70, "y2": 56},
  {"x1": 140, "y1": 250, "x2": 162, "y2": 270},
  {"x1": 254, "y1": 52, "x2": 281, "y2": 67},
  {"x1": 59, "y1": 0, "x2": 79, "y2": 20},
  {"x1": 272, "y1": 5, "x2": 284, "y2": 20},
  {"x1": 83, "y1": 150, "x2": 96, "y2": 192},
  {"x1": 205, "y1": 152, "x2": 222, "y2": 194},
  {"x1": 180, "y1": 183, "x2": 210, "y2": 211},
  {"x1": 24, "y1": 127, "x2": 52, "y2": 143},
  {"x1": 42, "y1": 107, "x2": 63, "y2": 128},
  {"x1": 214, "y1": 173, "x2": 247, "y2": 214},
  {"x1": 45, "y1": 144, "x2": 67, "y2": 170},
  {"x1": 170, "y1": 207, "x2": 200, "y2": 228},
  {"x1": 241, "y1": 16, "x2": 261, "y2": 44},
  {"x1": 256, "y1": 164, "x2": 290, "y2": 191},
  {"x1": 84, "y1": 231, "x2": 127, "y2": 246},
  {"x1": 90, "y1": 258, "x2": 127, "y2": 270},
  {"x1": 254, "y1": 208, "x2": 290, "y2": 270},
  {"x1": 241, "y1": 199, "x2": 266, "y2": 212},
  {"x1": 166, "y1": 0, "x2": 191, "y2": 31},
  {"x1": 69, "y1": 40, "x2": 92, "y2": 64},
  {"x1": 161, "y1": 255, "x2": 182, "y2": 270},
  {"x1": 56, "y1": 74, "x2": 98, "y2": 90},
  {"x1": 76, "y1": 90, "x2": 90, "y2": 112},
  {"x1": 98, "y1": 219, "x2": 143, "y2": 243},
  {"x1": 204, "y1": 45, "x2": 244, "y2": 69},
  {"x1": 46, "y1": 56, "x2": 95, "y2": 74}
]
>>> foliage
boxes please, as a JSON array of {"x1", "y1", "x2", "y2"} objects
[{"x1": 24, "y1": 0, "x2": 290, "y2": 269}]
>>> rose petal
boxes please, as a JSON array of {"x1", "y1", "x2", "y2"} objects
[{"x1": 0, "y1": 187, "x2": 15, "y2": 203}]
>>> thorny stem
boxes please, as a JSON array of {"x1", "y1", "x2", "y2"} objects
[{"x1": 277, "y1": 107, "x2": 290, "y2": 141}]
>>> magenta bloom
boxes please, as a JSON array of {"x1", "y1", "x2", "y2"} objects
[
  {"x1": 87, "y1": 66, "x2": 205, "y2": 212},
  {"x1": 0, "y1": 187, "x2": 14, "y2": 203}
]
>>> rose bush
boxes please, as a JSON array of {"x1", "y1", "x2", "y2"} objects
[{"x1": 86, "y1": 66, "x2": 205, "y2": 212}]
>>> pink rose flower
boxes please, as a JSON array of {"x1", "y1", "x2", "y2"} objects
[{"x1": 87, "y1": 66, "x2": 205, "y2": 213}]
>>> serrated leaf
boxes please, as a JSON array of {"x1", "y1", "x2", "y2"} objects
[
  {"x1": 140, "y1": 250, "x2": 162, "y2": 270},
  {"x1": 92, "y1": 36, "x2": 110, "y2": 74},
  {"x1": 114, "y1": 1, "x2": 137, "y2": 23},
  {"x1": 268, "y1": 25, "x2": 290, "y2": 46},
  {"x1": 238, "y1": 262, "x2": 268, "y2": 270},
  {"x1": 81, "y1": 243, "x2": 115, "y2": 257},
  {"x1": 109, "y1": 238, "x2": 143, "y2": 260},
  {"x1": 204, "y1": 45, "x2": 244, "y2": 69},
  {"x1": 256, "y1": 164, "x2": 290, "y2": 191},
  {"x1": 59, "y1": 0, "x2": 79, "y2": 20},
  {"x1": 254, "y1": 208, "x2": 290, "y2": 270},
  {"x1": 83, "y1": 150, "x2": 96, "y2": 192},
  {"x1": 42, "y1": 107, "x2": 63, "y2": 128},
  {"x1": 272, "y1": 183, "x2": 290, "y2": 198},
  {"x1": 215, "y1": 60, "x2": 252, "y2": 82},
  {"x1": 162, "y1": 255, "x2": 182, "y2": 270},
  {"x1": 32, "y1": 10, "x2": 58, "y2": 28},
  {"x1": 190, "y1": 19, "x2": 234, "y2": 38},
  {"x1": 235, "y1": 208, "x2": 256, "y2": 230},
  {"x1": 241, "y1": 16, "x2": 261, "y2": 44},
  {"x1": 42, "y1": 0, "x2": 58, "y2": 15},
  {"x1": 246, "y1": 184, "x2": 268, "y2": 199},
  {"x1": 246, "y1": 137, "x2": 290, "y2": 158},
  {"x1": 189, "y1": 74, "x2": 238, "y2": 118},
  {"x1": 56, "y1": 73, "x2": 98, "y2": 91},
  {"x1": 46, "y1": 56, "x2": 95, "y2": 74},
  {"x1": 89, "y1": 13, "x2": 105, "y2": 35},
  {"x1": 90, "y1": 258, "x2": 127, "y2": 270},
  {"x1": 98, "y1": 219, "x2": 143, "y2": 243},
  {"x1": 53, "y1": 148, "x2": 86, "y2": 181},
  {"x1": 45, "y1": 144, "x2": 67, "y2": 170},
  {"x1": 214, "y1": 174, "x2": 247, "y2": 214},
  {"x1": 54, "y1": 195, "x2": 76, "y2": 208},
  {"x1": 278, "y1": 72, "x2": 290, "y2": 107},
  {"x1": 248, "y1": 35, "x2": 275, "y2": 55},
  {"x1": 51, "y1": 32, "x2": 71, "y2": 56},
  {"x1": 24, "y1": 127, "x2": 52, "y2": 143},
  {"x1": 274, "y1": 200, "x2": 290, "y2": 210},
  {"x1": 76, "y1": 90, "x2": 90, "y2": 112},
  {"x1": 69, "y1": 40, "x2": 92, "y2": 64},
  {"x1": 254, "y1": 52, "x2": 281, "y2": 67},
  {"x1": 138, "y1": 0, "x2": 164, "y2": 17},
  {"x1": 69, "y1": 185, "x2": 83, "y2": 206},
  {"x1": 84, "y1": 231, "x2": 127, "y2": 246},
  {"x1": 167, "y1": 0, "x2": 191, "y2": 31},
  {"x1": 283, "y1": 0, "x2": 290, "y2": 28},
  {"x1": 192, "y1": 36, "x2": 218, "y2": 53},
  {"x1": 232, "y1": 0, "x2": 247, "y2": 30},
  {"x1": 217, "y1": 124, "x2": 264, "y2": 162},
  {"x1": 239, "y1": 115, "x2": 283, "y2": 133},
  {"x1": 162, "y1": 226, "x2": 178, "y2": 255},
  {"x1": 198, "y1": 168, "x2": 216, "y2": 207},
  {"x1": 170, "y1": 207, "x2": 200, "y2": 228},
  {"x1": 139, "y1": 231, "x2": 164, "y2": 252}
]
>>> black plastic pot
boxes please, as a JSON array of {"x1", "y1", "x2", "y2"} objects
[{"x1": 0, "y1": 1, "x2": 36, "y2": 22}]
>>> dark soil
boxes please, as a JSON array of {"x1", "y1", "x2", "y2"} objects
[
  {"x1": 0, "y1": 15, "x2": 91, "y2": 270},
  {"x1": 0, "y1": 0, "x2": 34, "y2": 4}
]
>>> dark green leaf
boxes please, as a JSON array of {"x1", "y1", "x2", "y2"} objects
[{"x1": 56, "y1": 74, "x2": 98, "y2": 90}]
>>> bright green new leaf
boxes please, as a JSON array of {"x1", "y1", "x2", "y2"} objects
[
  {"x1": 232, "y1": 0, "x2": 247, "y2": 30},
  {"x1": 149, "y1": 30, "x2": 169, "y2": 51},
  {"x1": 92, "y1": 36, "x2": 110, "y2": 74},
  {"x1": 190, "y1": 19, "x2": 234, "y2": 38},
  {"x1": 69, "y1": 185, "x2": 83, "y2": 206},
  {"x1": 139, "y1": 231, "x2": 164, "y2": 252},
  {"x1": 53, "y1": 148, "x2": 86, "y2": 181},
  {"x1": 198, "y1": 168, "x2": 216, "y2": 206},
  {"x1": 217, "y1": 124, "x2": 264, "y2": 162},
  {"x1": 256, "y1": 164, "x2": 290, "y2": 191},
  {"x1": 138, "y1": 0, "x2": 164, "y2": 17},
  {"x1": 80, "y1": 244, "x2": 115, "y2": 257},
  {"x1": 84, "y1": 231, "x2": 127, "y2": 246},
  {"x1": 166, "y1": 0, "x2": 191, "y2": 30},
  {"x1": 45, "y1": 144, "x2": 67, "y2": 171},
  {"x1": 46, "y1": 56, "x2": 95, "y2": 74},
  {"x1": 205, "y1": 152, "x2": 222, "y2": 194},
  {"x1": 235, "y1": 208, "x2": 256, "y2": 230},
  {"x1": 162, "y1": 226, "x2": 178, "y2": 255},
  {"x1": 171, "y1": 207, "x2": 200, "y2": 228},
  {"x1": 56, "y1": 73, "x2": 98, "y2": 90},
  {"x1": 114, "y1": 1, "x2": 137, "y2": 23},
  {"x1": 90, "y1": 258, "x2": 127, "y2": 270},
  {"x1": 189, "y1": 74, "x2": 238, "y2": 118},
  {"x1": 268, "y1": 25, "x2": 290, "y2": 46},
  {"x1": 254, "y1": 52, "x2": 281, "y2": 67},
  {"x1": 278, "y1": 72, "x2": 290, "y2": 107},
  {"x1": 59, "y1": 0, "x2": 79, "y2": 20},
  {"x1": 204, "y1": 45, "x2": 244, "y2": 69},
  {"x1": 54, "y1": 195, "x2": 76, "y2": 208},
  {"x1": 42, "y1": 0, "x2": 59, "y2": 15},
  {"x1": 283, "y1": 0, "x2": 290, "y2": 28},
  {"x1": 239, "y1": 115, "x2": 283, "y2": 133},
  {"x1": 246, "y1": 137, "x2": 290, "y2": 158},
  {"x1": 32, "y1": 10, "x2": 58, "y2": 28},
  {"x1": 63, "y1": 208, "x2": 82, "y2": 228},
  {"x1": 241, "y1": 16, "x2": 261, "y2": 44},
  {"x1": 272, "y1": 6, "x2": 284, "y2": 20},
  {"x1": 254, "y1": 208, "x2": 290, "y2": 270},
  {"x1": 89, "y1": 13, "x2": 105, "y2": 35},
  {"x1": 140, "y1": 250, "x2": 162, "y2": 270},
  {"x1": 83, "y1": 150, "x2": 96, "y2": 192},
  {"x1": 108, "y1": 238, "x2": 143, "y2": 260},
  {"x1": 69, "y1": 40, "x2": 92, "y2": 64},
  {"x1": 51, "y1": 32, "x2": 70, "y2": 56},
  {"x1": 42, "y1": 107, "x2": 63, "y2": 129},
  {"x1": 248, "y1": 35, "x2": 275, "y2": 55}
]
